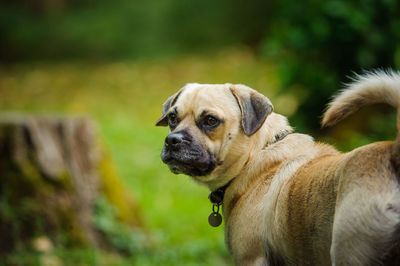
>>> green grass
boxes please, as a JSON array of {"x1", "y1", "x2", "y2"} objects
[{"x1": 0, "y1": 48, "x2": 279, "y2": 265}]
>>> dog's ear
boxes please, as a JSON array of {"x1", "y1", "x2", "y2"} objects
[
  {"x1": 230, "y1": 85, "x2": 273, "y2": 136},
  {"x1": 155, "y1": 88, "x2": 185, "y2": 126}
]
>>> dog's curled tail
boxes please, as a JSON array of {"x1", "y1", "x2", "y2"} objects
[
  {"x1": 322, "y1": 70, "x2": 400, "y2": 129},
  {"x1": 322, "y1": 70, "x2": 400, "y2": 168}
]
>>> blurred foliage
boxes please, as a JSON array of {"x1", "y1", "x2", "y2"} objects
[
  {"x1": 4, "y1": 196, "x2": 229, "y2": 265},
  {"x1": 0, "y1": 0, "x2": 271, "y2": 61},
  {"x1": 4, "y1": 196, "x2": 145, "y2": 266},
  {"x1": 1, "y1": 0, "x2": 399, "y2": 134},
  {"x1": 93, "y1": 196, "x2": 146, "y2": 256},
  {"x1": 262, "y1": 0, "x2": 400, "y2": 132},
  {"x1": 98, "y1": 150, "x2": 143, "y2": 227}
]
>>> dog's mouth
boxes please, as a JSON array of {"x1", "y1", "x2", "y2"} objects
[
  {"x1": 166, "y1": 158, "x2": 215, "y2": 176},
  {"x1": 162, "y1": 151, "x2": 216, "y2": 176},
  {"x1": 161, "y1": 140, "x2": 216, "y2": 176}
]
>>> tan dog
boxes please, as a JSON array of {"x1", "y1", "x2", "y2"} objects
[{"x1": 156, "y1": 71, "x2": 400, "y2": 265}]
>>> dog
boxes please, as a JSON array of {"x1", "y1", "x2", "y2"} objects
[{"x1": 156, "y1": 71, "x2": 400, "y2": 265}]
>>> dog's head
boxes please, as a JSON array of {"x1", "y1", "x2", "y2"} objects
[{"x1": 156, "y1": 83, "x2": 275, "y2": 188}]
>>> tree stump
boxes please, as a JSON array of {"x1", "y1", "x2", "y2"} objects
[{"x1": 0, "y1": 114, "x2": 141, "y2": 253}]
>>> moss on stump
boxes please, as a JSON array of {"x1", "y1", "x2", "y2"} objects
[{"x1": 0, "y1": 114, "x2": 142, "y2": 253}]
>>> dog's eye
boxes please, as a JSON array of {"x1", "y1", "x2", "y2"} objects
[
  {"x1": 204, "y1": 115, "x2": 219, "y2": 128},
  {"x1": 168, "y1": 113, "x2": 178, "y2": 127}
]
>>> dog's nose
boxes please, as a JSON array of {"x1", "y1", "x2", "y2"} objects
[{"x1": 165, "y1": 132, "x2": 184, "y2": 148}]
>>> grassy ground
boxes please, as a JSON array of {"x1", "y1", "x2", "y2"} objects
[{"x1": 0, "y1": 49, "x2": 281, "y2": 265}]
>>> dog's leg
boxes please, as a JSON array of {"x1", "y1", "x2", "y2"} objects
[{"x1": 330, "y1": 186, "x2": 400, "y2": 265}]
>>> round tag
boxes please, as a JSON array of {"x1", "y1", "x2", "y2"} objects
[{"x1": 208, "y1": 212, "x2": 222, "y2": 227}]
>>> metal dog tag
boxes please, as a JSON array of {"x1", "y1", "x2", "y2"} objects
[{"x1": 208, "y1": 212, "x2": 222, "y2": 227}]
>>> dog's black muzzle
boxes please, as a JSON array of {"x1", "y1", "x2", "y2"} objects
[{"x1": 161, "y1": 130, "x2": 216, "y2": 176}]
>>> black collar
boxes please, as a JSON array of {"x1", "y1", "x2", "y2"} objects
[
  {"x1": 208, "y1": 180, "x2": 232, "y2": 206},
  {"x1": 273, "y1": 129, "x2": 290, "y2": 144},
  {"x1": 208, "y1": 180, "x2": 232, "y2": 227}
]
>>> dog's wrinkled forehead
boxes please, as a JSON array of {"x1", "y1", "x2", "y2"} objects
[
  {"x1": 156, "y1": 83, "x2": 234, "y2": 127},
  {"x1": 174, "y1": 83, "x2": 238, "y2": 116}
]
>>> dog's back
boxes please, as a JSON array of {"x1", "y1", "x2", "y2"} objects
[{"x1": 322, "y1": 71, "x2": 400, "y2": 265}]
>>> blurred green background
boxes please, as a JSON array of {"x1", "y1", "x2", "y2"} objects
[{"x1": 1, "y1": 0, "x2": 400, "y2": 265}]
